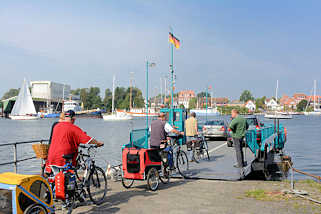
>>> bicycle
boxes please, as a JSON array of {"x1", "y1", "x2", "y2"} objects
[
  {"x1": 160, "y1": 134, "x2": 189, "y2": 180},
  {"x1": 191, "y1": 133, "x2": 210, "y2": 163},
  {"x1": 44, "y1": 145, "x2": 107, "y2": 213},
  {"x1": 75, "y1": 145, "x2": 108, "y2": 205}
]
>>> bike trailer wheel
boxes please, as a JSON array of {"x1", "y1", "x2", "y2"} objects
[
  {"x1": 122, "y1": 177, "x2": 134, "y2": 189},
  {"x1": 147, "y1": 167, "x2": 159, "y2": 191}
]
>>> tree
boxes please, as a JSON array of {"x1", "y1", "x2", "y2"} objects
[
  {"x1": 255, "y1": 96, "x2": 266, "y2": 110},
  {"x1": 197, "y1": 92, "x2": 211, "y2": 98},
  {"x1": 188, "y1": 97, "x2": 197, "y2": 109},
  {"x1": 131, "y1": 88, "x2": 145, "y2": 108},
  {"x1": 296, "y1": 100, "x2": 308, "y2": 112},
  {"x1": 103, "y1": 88, "x2": 112, "y2": 112},
  {"x1": 71, "y1": 89, "x2": 81, "y2": 96},
  {"x1": 240, "y1": 90, "x2": 254, "y2": 103},
  {"x1": 87, "y1": 87, "x2": 102, "y2": 109},
  {"x1": 1, "y1": 89, "x2": 20, "y2": 100},
  {"x1": 179, "y1": 104, "x2": 185, "y2": 109}
]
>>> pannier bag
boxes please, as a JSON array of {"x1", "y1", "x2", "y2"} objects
[{"x1": 55, "y1": 170, "x2": 76, "y2": 200}]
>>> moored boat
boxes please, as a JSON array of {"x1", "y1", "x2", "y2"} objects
[{"x1": 9, "y1": 79, "x2": 39, "y2": 120}]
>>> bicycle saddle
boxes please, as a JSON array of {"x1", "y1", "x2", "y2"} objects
[{"x1": 62, "y1": 153, "x2": 74, "y2": 160}]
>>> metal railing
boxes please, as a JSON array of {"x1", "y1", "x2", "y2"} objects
[{"x1": 0, "y1": 139, "x2": 48, "y2": 173}]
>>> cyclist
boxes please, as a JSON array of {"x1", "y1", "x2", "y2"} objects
[
  {"x1": 185, "y1": 112, "x2": 199, "y2": 161},
  {"x1": 150, "y1": 113, "x2": 183, "y2": 164},
  {"x1": 46, "y1": 110, "x2": 104, "y2": 174}
]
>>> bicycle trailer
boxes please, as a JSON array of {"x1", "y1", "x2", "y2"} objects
[
  {"x1": 0, "y1": 172, "x2": 54, "y2": 214},
  {"x1": 122, "y1": 148, "x2": 162, "y2": 180}
]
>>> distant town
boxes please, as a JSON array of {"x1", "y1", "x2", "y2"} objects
[{"x1": 1, "y1": 80, "x2": 320, "y2": 116}]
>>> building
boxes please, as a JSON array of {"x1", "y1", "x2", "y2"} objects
[
  {"x1": 245, "y1": 100, "x2": 256, "y2": 112},
  {"x1": 177, "y1": 90, "x2": 196, "y2": 108},
  {"x1": 30, "y1": 81, "x2": 71, "y2": 102},
  {"x1": 212, "y1": 97, "x2": 229, "y2": 106},
  {"x1": 280, "y1": 95, "x2": 296, "y2": 110},
  {"x1": 265, "y1": 98, "x2": 279, "y2": 110},
  {"x1": 293, "y1": 93, "x2": 307, "y2": 104}
]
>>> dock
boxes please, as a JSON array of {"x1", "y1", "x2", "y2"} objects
[{"x1": 181, "y1": 140, "x2": 254, "y2": 181}]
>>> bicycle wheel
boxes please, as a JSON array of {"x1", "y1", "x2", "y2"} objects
[
  {"x1": 122, "y1": 177, "x2": 134, "y2": 188},
  {"x1": 147, "y1": 167, "x2": 159, "y2": 191},
  {"x1": 159, "y1": 164, "x2": 170, "y2": 184},
  {"x1": 203, "y1": 140, "x2": 210, "y2": 160},
  {"x1": 87, "y1": 166, "x2": 107, "y2": 205},
  {"x1": 24, "y1": 204, "x2": 48, "y2": 214},
  {"x1": 193, "y1": 148, "x2": 201, "y2": 163},
  {"x1": 176, "y1": 150, "x2": 189, "y2": 178}
]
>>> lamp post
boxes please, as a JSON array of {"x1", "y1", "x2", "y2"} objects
[{"x1": 145, "y1": 61, "x2": 156, "y2": 131}]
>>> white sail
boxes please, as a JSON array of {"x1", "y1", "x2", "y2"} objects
[{"x1": 11, "y1": 79, "x2": 37, "y2": 116}]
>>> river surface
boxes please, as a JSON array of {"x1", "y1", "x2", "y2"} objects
[{"x1": 0, "y1": 115, "x2": 320, "y2": 180}]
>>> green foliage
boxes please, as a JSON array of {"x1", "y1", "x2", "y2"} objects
[
  {"x1": 103, "y1": 88, "x2": 112, "y2": 112},
  {"x1": 296, "y1": 100, "x2": 308, "y2": 112},
  {"x1": 102, "y1": 87, "x2": 145, "y2": 112},
  {"x1": 197, "y1": 91, "x2": 211, "y2": 98},
  {"x1": 218, "y1": 106, "x2": 249, "y2": 115},
  {"x1": 188, "y1": 97, "x2": 197, "y2": 109},
  {"x1": 71, "y1": 89, "x2": 81, "y2": 96},
  {"x1": 72, "y1": 87, "x2": 103, "y2": 110},
  {"x1": 240, "y1": 90, "x2": 254, "y2": 102},
  {"x1": 1, "y1": 88, "x2": 20, "y2": 100},
  {"x1": 255, "y1": 96, "x2": 266, "y2": 110},
  {"x1": 179, "y1": 104, "x2": 185, "y2": 109},
  {"x1": 70, "y1": 86, "x2": 146, "y2": 111}
]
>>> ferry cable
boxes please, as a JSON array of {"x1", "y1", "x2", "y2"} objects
[{"x1": 283, "y1": 161, "x2": 321, "y2": 205}]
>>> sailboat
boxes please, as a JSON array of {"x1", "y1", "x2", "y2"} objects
[
  {"x1": 103, "y1": 76, "x2": 132, "y2": 121},
  {"x1": 264, "y1": 80, "x2": 292, "y2": 119},
  {"x1": 304, "y1": 80, "x2": 321, "y2": 116},
  {"x1": 10, "y1": 79, "x2": 38, "y2": 120}
]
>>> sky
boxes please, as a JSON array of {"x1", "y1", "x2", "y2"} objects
[{"x1": 1, "y1": 0, "x2": 321, "y2": 100}]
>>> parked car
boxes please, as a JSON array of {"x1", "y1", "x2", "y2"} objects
[
  {"x1": 227, "y1": 115, "x2": 264, "y2": 147},
  {"x1": 202, "y1": 119, "x2": 229, "y2": 139}
]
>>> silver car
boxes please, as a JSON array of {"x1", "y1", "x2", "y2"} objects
[{"x1": 202, "y1": 120, "x2": 228, "y2": 139}]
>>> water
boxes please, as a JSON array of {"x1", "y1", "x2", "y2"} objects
[{"x1": 0, "y1": 115, "x2": 320, "y2": 179}]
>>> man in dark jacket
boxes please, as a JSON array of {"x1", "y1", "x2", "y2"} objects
[
  {"x1": 150, "y1": 113, "x2": 183, "y2": 149},
  {"x1": 229, "y1": 109, "x2": 249, "y2": 168}
]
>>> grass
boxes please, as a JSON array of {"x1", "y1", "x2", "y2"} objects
[
  {"x1": 297, "y1": 179, "x2": 321, "y2": 192},
  {"x1": 245, "y1": 188, "x2": 292, "y2": 201},
  {"x1": 245, "y1": 189, "x2": 269, "y2": 201}
]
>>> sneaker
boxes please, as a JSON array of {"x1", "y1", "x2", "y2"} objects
[{"x1": 233, "y1": 163, "x2": 241, "y2": 168}]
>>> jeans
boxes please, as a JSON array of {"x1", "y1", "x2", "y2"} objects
[
  {"x1": 186, "y1": 136, "x2": 197, "y2": 160},
  {"x1": 233, "y1": 137, "x2": 245, "y2": 167}
]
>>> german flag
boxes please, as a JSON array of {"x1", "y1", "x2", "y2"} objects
[{"x1": 169, "y1": 32, "x2": 180, "y2": 49}]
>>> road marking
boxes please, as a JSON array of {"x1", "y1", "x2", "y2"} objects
[{"x1": 208, "y1": 142, "x2": 227, "y2": 154}]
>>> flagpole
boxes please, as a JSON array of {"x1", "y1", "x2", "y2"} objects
[{"x1": 170, "y1": 27, "x2": 174, "y2": 126}]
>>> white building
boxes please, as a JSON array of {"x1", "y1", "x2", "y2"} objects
[
  {"x1": 30, "y1": 81, "x2": 70, "y2": 102},
  {"x1": 177, "y1": 90, "x2": 196, "y2": 108},
  {"x1": 265, "y1": 98, "x2": 279, "y2": 110},
  {"x1": 245, "y1": 100, "x2": 256, "y2": 112}
]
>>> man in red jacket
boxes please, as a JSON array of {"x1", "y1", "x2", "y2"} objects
[{"x1": 47, "y1": 110, "x2": 103, "y2": 174}]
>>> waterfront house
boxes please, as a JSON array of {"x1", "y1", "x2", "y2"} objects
[
  {"x1": 265, "y1": 98, "x2": 279, "y2": 110},
  {"x1": 178, "y1": 90, "x2": 196, "y2": 108},
  {"x1": 293, "y1": 93, "x2": 307, "y2": 104},
  {"x1": 245, "y1": 100, "x2": 256, "y2": 112}
]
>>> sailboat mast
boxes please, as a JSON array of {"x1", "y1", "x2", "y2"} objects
[
  {"x1": 112, "y1": 75, "x2": 115, "y2": 113},
  {"x1": 314, "y1": 80, "x2": 316, "y2": 110},
  {"x1": 129, "y1": 72, "x2": 133, "y2": 111},
  {"x1": 275, "y1": 80, "x2": 279, "y2": 102}
]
